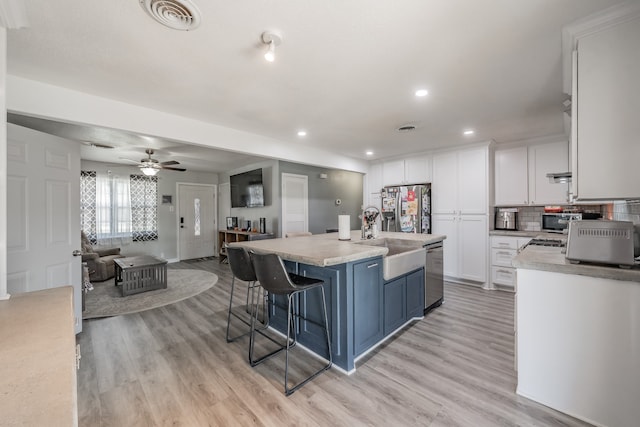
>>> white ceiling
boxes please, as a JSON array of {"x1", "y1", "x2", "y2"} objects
[{"x1": 6, "y1": 0, "x2": 625, "y2": 172}]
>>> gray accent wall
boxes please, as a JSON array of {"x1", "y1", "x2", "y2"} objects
[
  {"x1": 220, "y1": 160, "x2": 364, "y2": 237},
  {"x1": 219, "y1": 160, "x2": 281, "y2": 236},
  {"x1": 279, "y1": 161, "x2": 364, "y2": 235}
]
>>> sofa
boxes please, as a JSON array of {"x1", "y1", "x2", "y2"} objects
[{"x1": 80, "y1": 231, "x2": 125, "y2": 282}]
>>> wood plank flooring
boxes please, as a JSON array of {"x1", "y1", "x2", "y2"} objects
[{"x1": 77, "y1": 259, "x2": 591, "y2": 426}]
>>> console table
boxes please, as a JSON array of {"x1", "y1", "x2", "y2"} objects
[
  {"x1": 114, "y1": 255, "x2": 168, "y2": 296},
  {"x1": 218, "y1": 229, "x2": 274, "y2": 262}
]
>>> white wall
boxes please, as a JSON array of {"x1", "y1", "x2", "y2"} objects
[
  {"x1": 7, "y1": 76, "x2": 369, "y2": 174},
  {"x1": 81, "y1": 160, "x2": 218, "y2": 260}
]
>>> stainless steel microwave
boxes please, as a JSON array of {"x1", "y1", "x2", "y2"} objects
[{"x1": 541, "y1": 213, "x2": 582, "y2": 233}]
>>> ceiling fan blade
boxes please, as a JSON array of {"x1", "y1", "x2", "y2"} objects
[
  {"x1": 161, "y1": 166, "x2": 186, "y2": 171},
  {"x1": 160, "y1": 160, "x2": 180, "y2": 166}
]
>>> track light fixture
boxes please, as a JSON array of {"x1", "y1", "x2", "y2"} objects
[{"x1": 261, "y1": 31, "x2": 282, "y2": 62}]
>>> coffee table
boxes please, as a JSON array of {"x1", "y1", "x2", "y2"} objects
[{"x1": 114, "y1": 255, "x2": 168, "y2": 297}]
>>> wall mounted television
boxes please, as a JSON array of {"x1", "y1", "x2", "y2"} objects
[{"x1": 230, "y1": 168, "x2": 265, "y2": 208}]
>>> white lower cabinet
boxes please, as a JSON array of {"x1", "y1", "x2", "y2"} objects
[
  {"x1": 433, "y1": 214, "x2": 487, "y2": 285},
  {"x1": 490, "y1": 236, "x2": 531, "y2": 290}
]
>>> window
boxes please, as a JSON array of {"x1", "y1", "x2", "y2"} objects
[
  {"x1": 130, "y1": 174, "x2": 158, "y2": 242},
  {"x1": 80, "y1": 171, "x2": 158, "y2": 244},
  {"x1": 194, "y1": 198, "x2": 201, "y2": 236}
]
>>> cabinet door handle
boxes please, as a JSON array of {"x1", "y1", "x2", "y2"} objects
[
  {"x1": 497, "y1": 251, "x2": 512, "y2": 256},
  {"x1": 497, "y1": 243, "x2": 510, "y2": 247},
  {"x1": 497, "y1": 269, "x2": 512, "y2": 274},
  {"x1": 368, "y1": 263, "x2": 379, "y2": 268}
]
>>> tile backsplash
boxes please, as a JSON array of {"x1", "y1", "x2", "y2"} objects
[
  {"x1": 610, "y1": 200, "x2": 640, "y2": 224},
  {"x1": 496, "y1": 204, "x2": 609, "y2": 231}
]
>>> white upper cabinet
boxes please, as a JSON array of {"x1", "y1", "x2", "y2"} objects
[
  {"x1": 382, "y1": 155, "x2": 430, "y2": 186},
  {"x1": 433, "y1": 147, "x2": 488, "y2": 215},
  {"x1": 494, "y1": 140, "x2": 568, "y2": 206},
  {"x1": 565, "y1": 3, "x2": 640, "y2": 201},
  {"x1": 404, "y1": 156, "x2": 431, "y2": 184},
  {"x1": 495, "y1": 146, "x2": 528, "y2": 206},
  {"x1": 528, "y1": 141, "x2": 569, "y2": 205},
  {"x1": 382, "y1": 160, "x2": 405, "y2": 186}
]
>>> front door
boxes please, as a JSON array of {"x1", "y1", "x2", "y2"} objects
[
  {"x1": 178, "y1": 183, "x2": 216, "y2": 260},
  {"x1": 6, "y1": 124, "x2": 82, "y2": 332}
]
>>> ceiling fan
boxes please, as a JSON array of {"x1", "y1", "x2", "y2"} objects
[{"x1": 121, "y1": 149, "x2": 186, "y2": 176}]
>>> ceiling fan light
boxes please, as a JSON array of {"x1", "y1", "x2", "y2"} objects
[{"x1": 141, "y1": 166, "x2": 159, "y2": 176}]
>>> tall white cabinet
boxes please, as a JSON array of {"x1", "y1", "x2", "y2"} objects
[
  {"x1": 565, "y1": 3, "x2": 640, "y2": 201},
  {"x1": 432, "y1": 145, "x2": 490, "y2": 286}
]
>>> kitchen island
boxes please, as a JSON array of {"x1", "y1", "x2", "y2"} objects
[
  {"x1": 513, "y1": 246, "x2": 640, "y2": 427},
  {"x1": 231, "y1": 231, "x2": 445, "y2": 372}
]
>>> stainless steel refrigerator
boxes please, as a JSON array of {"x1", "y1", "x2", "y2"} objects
[{"x1": 380, "y1": 184, "x2": 431, "y2": 233}]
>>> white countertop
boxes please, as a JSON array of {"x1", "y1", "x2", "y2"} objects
[
  {"x1": 0, "y1": 287, "x2": 78, "y2": 426},
  {"x1": 490, "y1": 230, "x2": 567, "y2": 239},
  {"x1": 230, "y1": 231, "x2": 446, "y2": 267},
  {"x1": 513, "y1": 245, "x2": 640, "y2": 283}
]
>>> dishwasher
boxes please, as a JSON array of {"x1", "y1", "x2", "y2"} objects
[{"x1": 424, "y1": 242, "x2": 444, "y2": 314}]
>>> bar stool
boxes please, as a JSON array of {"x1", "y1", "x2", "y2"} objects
[
  {"x1": 225, "y1": 246, "x2": 268, "y2": 342},
  {"x1": 248, "y1": 251, "x2": 332, "y2": 396}
]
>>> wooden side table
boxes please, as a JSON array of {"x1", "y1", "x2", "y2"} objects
[{"x1": 218, "y1": 229, "x2": 274, "y2": 263}]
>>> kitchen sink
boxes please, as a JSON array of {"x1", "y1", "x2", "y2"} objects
[{"x1": 355, "y1": 238, "x2": 426, "y2": 280}]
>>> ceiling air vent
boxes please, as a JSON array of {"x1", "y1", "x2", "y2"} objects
[
  {"x1": 397, "y1": 124, "x2": 417, "y2": 132},
  {"x1": 81, "y1": 141, "x2": 115, "y2": 149},
  {"x1": 140, "y1": 0, "x2": 201, "y2": 31}
]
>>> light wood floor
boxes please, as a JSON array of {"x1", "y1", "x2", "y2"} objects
[{"x1": 77, "y1": 259, "x2": 591, "y2": 427}]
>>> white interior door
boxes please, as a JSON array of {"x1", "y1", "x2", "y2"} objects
[
  {"x1": 281, "y1": 173, "x2": 308, "y2": 237},
  {"x1": 178, "y1": 183, "x2": 216, "y2": 260},
  {"x1": 6, "y1": 124, "x2": 82, "y2": 333}
]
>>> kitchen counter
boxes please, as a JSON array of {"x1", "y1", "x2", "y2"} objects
[
  {"x1": 231, "y1": 230, "x2": 446, "y2": 372},
  {"x1": 489, "y1": 230, "x2": 566, "y2": 239},
  {"x1": 229, "y1": 230, "x2": 446, "y2": 267},
  {"x1": 515, "y1": 249, "x2": 640, "y2": 426},
  {"x1": 0, "y1": 287, "x2": 78, "y2": 426},
  {"x1": 513, "y1": 245, "x2": 640, "y2": 282}
]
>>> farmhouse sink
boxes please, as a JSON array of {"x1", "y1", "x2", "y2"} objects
[{"x1": 355, "y1": 238, "x2": 426, "y2": 280}]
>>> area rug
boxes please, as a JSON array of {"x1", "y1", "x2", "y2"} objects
[{"x1": 83, "y1": 269, "x2": 218, "y2": 319}]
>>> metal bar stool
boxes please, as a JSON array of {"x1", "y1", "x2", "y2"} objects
[
  {"x1": 249, "y1": 251, "x2": 332, "y2": 396},
  {"x1": 225, "y1": 246, "x2": 268, "y2": 342}
]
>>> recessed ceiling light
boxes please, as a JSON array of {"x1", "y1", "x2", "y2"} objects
[
  {"x1": 415, "y1": 89, "x2": 429, "y2": 97},
  {"x1": 366, "y1": 151, "x2": 374, "y2": 156},
  {"x1": 297, "y1": 130, "x2": 307, "y2": 137},
  {"x1": 463, "y1": 129, "x2": 475, "y2": 135}
]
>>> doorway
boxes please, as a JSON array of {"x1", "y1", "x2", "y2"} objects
[
  {"x1": 281, "y1": 173, "x2": 309, "y2": 237},
  {"x1": 177, "y1": 183, "x2": 217, "y2": 260}
]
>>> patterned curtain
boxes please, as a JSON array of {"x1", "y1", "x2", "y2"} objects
[
  {"x1": 130, "y1": 174, "x2": 158, "y2": 242},
  {"x1": 80, "y1": 171, "x2": 97, "y2": 244}
]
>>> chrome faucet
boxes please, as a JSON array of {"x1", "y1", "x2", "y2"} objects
[{"x1": 361, "y1": 206, "x2": 380, "y2": 239}]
